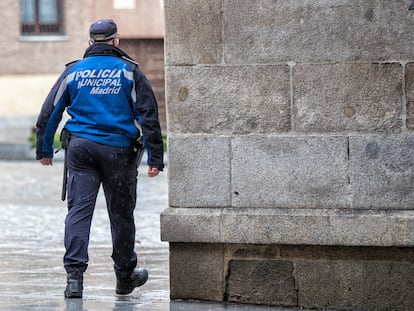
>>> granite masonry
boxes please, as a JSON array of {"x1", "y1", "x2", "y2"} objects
[{"x1": 161, "y1": 1, "x2": 414, "y2": 310}]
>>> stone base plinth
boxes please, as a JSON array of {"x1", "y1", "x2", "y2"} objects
[
  {"x1": 168, "y1": 242, "x2": 414, "y2": 311},
  {"x1": 161, "y1": 207, "x2": 414, "y2": 310}
]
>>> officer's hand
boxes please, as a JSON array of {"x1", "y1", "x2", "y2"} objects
[
  {"x1": 40, "y1": 157, "x2": 53, "y2": 166},
  {"x1": 148, "y1": 166, "x2": 160, "y2": 177}
]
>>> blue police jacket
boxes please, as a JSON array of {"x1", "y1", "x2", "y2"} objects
[{"x1": 36, "y1": 44, "x2": 164, "y2": 170}]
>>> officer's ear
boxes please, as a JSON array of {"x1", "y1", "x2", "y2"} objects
[{"x1": 88, "y1": 39, "x2": 94, "y2": 46}]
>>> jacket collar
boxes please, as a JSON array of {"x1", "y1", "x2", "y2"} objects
[{"x1": 83, "y1": 43, "x2": 131, "y2": 59}]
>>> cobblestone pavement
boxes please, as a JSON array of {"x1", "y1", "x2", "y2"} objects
[{"x1": 0, "y1": 160, "x2": 308, "y2": 311}]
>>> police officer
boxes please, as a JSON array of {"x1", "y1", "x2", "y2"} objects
[{"x1": 35, "y1": 19, "x2": 164, "y2": 298}]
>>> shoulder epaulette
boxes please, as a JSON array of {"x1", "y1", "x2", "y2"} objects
[
  {"x1": 65, "y1": 60, "x2": 80, "y2": 66},
  {"x1": 121, "y1": 56, "x2": 139, "y2": 66}
]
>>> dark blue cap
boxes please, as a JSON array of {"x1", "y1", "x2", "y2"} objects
[{"x1": 89, "y1": 19, "x2": 118, "y2": 42}]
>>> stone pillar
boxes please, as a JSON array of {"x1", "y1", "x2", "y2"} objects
[{"x1": 161, "y1": 1, "x2": 414, "y2": 310}]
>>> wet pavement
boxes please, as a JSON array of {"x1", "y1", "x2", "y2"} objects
[{"x1": 0, "y1": 160, "x2": 308, "y2": 311}]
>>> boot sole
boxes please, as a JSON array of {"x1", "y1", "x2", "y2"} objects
[
  {"x1": 116, "y1": 276, "x2": 147, "y2": 295},
  {"x1": 64, "y1": 291, "x2": 83, "y2": 298}
]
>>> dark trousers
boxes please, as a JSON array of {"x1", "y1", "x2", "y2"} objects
[{"x1": 64, "y1": 137, "x2": 138, "y2": 280}]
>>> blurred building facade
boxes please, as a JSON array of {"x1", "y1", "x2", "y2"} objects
[{"x1": 0, "y1": 0, "x2": 166, "y2": 142}]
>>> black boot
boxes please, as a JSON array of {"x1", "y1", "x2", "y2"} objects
[
  {"x1": 116, "y1": 268, "x2": 148, "y2": 295},
  {"x1": 64, "y1": 270, "x2": 83, "y2": 298}
]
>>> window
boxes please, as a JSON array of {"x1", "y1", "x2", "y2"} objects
[{"x1": 20, "y1": 0, "x2": 63, "y2": 35}]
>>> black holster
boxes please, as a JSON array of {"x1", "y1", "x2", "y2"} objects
[
  {"x1": 60, "y1": 128, "x2": 71, "y2": 149},
  {"x1": 132, "y1": 138, "x2": 145, "y2": 167}
]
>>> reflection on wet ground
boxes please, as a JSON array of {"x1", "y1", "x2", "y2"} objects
[
  {"x1": 0, "y1": 161, "x2": 308, "y2": 311},
  {"x1": 0, "y1": 160, "x2": 169, "y2": 310}
]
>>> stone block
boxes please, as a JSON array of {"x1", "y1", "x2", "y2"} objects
[
  {"x1": 297, "y1": 259, "x2": 414, "y2": 311},
  {"x1": 221, "y1": 208, "x2": 414, "y2": 247},
  {"x1": 160, "y1": 207, "x2": 414, "y2": 246},
  {"x1": 166, "y1": 65, "x2": 290, "y2": 134},
  {"x1": 231, "y1": 135, "x2": 349, "y2": 208},
  {"x1": 164, "y1": 0, "x2": 222, "y2": 65},
  {"x1": 225, "y1": 259, "x2": 297, "y2": 306},
  {"x1": 168, "y1": 135, "x2": 231, "y2": 207},
  {"x1": 223, "y1": 0, "x2": 414, "y2": 64},
  {"x1": 349, "y1": 135, "x2": 414, "y2": 209},
  {"x1": 294, "y1": 63, "x2": 402, "y2": 133},
  {"x1": 160, "y1": 207, "x2": 222, "y2": 243},
  {"x1": 169, "y1": 243, "x2": 224, "y2": 301}
]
